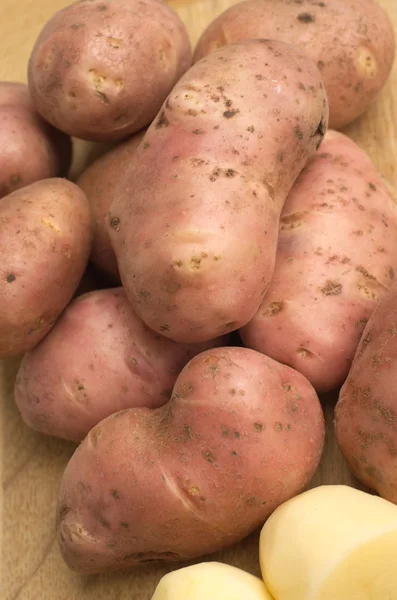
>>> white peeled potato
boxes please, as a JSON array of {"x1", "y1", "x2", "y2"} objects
[
  {"x1": 151, "y1": 562, "x2": 273, "y2": 600},
  {"x1": 260, "y1": 485, "x2": 397, "y2": 600}
]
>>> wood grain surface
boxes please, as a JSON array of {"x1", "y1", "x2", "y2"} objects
[{"x1": 1, "y1": 0, "x2": 397, "y2": 598}]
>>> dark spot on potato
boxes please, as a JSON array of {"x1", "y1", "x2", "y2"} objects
[
  {"x1": 247, "y1": 125, "x2": 255, "y2": 132},
  {"x1": 356, "y1": 265, "x2": 375, "y2": 280},
  {"x1": 223, "y1": 109, "x2": 239, "y2": 119},
  {"x1": 156, "y1": 111, "x2": 169, "y2": 129},
  {"x1": 184, "y1": 424, "x2": 193, "y2": 438},
  {"x1": 281, "y1": 211, "x2": 307, "y2": 230},
  {"x1": 232, "y1": 451, "x2": 238, "y2": 457},
  {"x1": 297, "y1": 347, "x2": 315, "y2": 359},
  {"x1": 313, "y1": 117, "x2": 326, "y2": 139},
  {"x1": 58, "y1": 505, "x2": 71, "y2": 521},
  {"x1": 317, "y1": 60, "x2": 325, "y2": 70},
  {"x1": 283, "y1": 383, "x2": 292, "y2": 391},
  {"x1": 234, "y1": 430, "x2": 240, "y2": 438},
  {"x1": 143, "y1": 141, "x2": 150, "y2": 150},
  {"x1": 109, "y1": 216, "x2": 120, "y2": 231},
  {"x1": 263, "y1": 301, "x2": 283, "y2": 316},
  {"x1": 202, "y1": 451, "x2": 216, "y2": 463},
  {"x1": 121, "y1": 521, "x2": 128, "y2": 528},
  {"x1": 111, "y1": 489, "x2": 120, "y2": 500},
  {"x1": 320, "y1": 280, "x2": 342, "y2": 296},
  {"x1": 97, "y1": 4, "x2": 107, "y2": 10},
  {"x1": 298, "y1": 13, "x2": 315, "y2": 23},
  {"x1": 95, "y1": 91, "x2": 110, "y2": 103},
  {"x1": 247, "y1": 496, "x2": 259, "y2": 507},
  {"x1": 358, "y1": 330, "x2": 372, "y2": 356},
  {"x1": 10, "y1": 174, "x2": 22, "y2": 186},
  {"x1": 221, "y1": 426, "x2": 230, "y2": 437},
  {"x1": 389, "y1": 267, "x2": 395, "y2": 280},
  {"x1": 294, "y1": 125, "x2": 303, "y2": 140},
  {"x1": 368, "y1": 182, "x2": 377, "y2": 191},
  {"x1": 6, "y1": 273, "x2": 16, "y2": 283},
  {"x1": 159, "y1": 324, "x2": 170, "y2": 332},
  {"x1": 192, "y1": 129, "x2": 203, "y2": 135},
  {"x1": 275, "y1": 422, "x2": 283, "y2": 431},
  {"x1": 254, "y1": 422, "x2": 264, "y2": 432},
  {"x1": 71, "y1": 23, "x2": 85, "y2": 29}
]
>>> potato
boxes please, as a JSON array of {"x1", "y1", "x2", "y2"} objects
[
  {"x1": 335, "y1": 282, "x2": 397, "y2": 503},
  {"x1": 0, "y1": 81, "x2": 71, "y2": 198},
  {"x1": 14, "y1": 288, "x2": 226, "y2": 442},
  {"x1": 0, "y1": 179, "x2": 92, "y2": 359},
  {"x1": 28, "y1": 0, "x2": 192, "y2": 141},
  {"x1": 151, "y1": 562, "x2": 273, "y2": 600},
  {"x1": 57, "y1": 347, "x2": 324, "y2": 573},
  {"x1": 260, "y1": 485, "x2": 397, "y2": 599},
  {"x1": 241, "y1": 131, "x2": 397, "y2": 393},
  {"x1": 77, "y1": 131, "x2": 145, "y2": 280},
  {"x1": 194, "y1": 0, "x2": 395, "y2": 130},
  {"x1": 108, "y1": 39, "x2": 328, "y2": 344}
]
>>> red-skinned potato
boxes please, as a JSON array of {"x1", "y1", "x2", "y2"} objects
[
  {"x1": 0, "y1": 179, "x2": 92, "y2": 359},
  {"x1": 335, "y1": 282, "x2": 397, "y2": 503},
  {"x1": 108, "y1": 39, "x2": 328, "y2": 344},
  {"x1": 0, "y1": 82, "x2": 71, "y2": 198},
  {"x1": 193, "y1": 0, "x2": 395, "y2": 129},
  {"x1": 241, "y1": 131, "x2": 397, "y2": 393},
  {"x1": 28, "y1": 0, "x2": 192, "y2": 141},
  {"x1": 57, "y1": 347, "x2": 325, "y2": 573},
  {"x1": 14, "y1": 288, "x2": 227, "y2": 442},
  {"x1": 77, "y1": 131, "x2": 145, "y2": 280}
]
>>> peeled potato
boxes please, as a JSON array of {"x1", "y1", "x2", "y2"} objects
[
  {"x1": 260, "y1": 485, "x2": 397, "y2": 600},
  {"x1": 151, "y1": 562, "x2": 273, "y2": 600}
]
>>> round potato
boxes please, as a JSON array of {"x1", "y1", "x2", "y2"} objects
[
  {"x1": 77, "y1": 131, "x2": 145, "y2": 280},
  {"x1": 14, "y1": 288, "x2": 226, "y2": 442},
  {"x1": 0, "y1": 81, "x2": 71, "y2": 198},
  {"x1": 57, "y1": 347, "x2": 325, "y2": 573},
  {"x1": 28, "y1": 0, "x2": 192, "y2": 141},
  {"x1": 0, "y1": 179, "x2": 92, "y2": 359},
  {"x1": 108, "y1": 39, "x2": 328, "y2": 344},
  {"x1": 193, "y1": 0, "x2": 395, "y2": 129}
]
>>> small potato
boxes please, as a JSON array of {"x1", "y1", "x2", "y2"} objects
[
  {"x1": 108, "y1": 39, "x2": 328, "y2": 344},
  {"x1": 14, "y1": 288, "x2": 226, "y2": 442},
  {"x1": 335, "y1": 282, "x2": 397, "y2": 503},
  {"x1": 151, "y1": 562, "x2": 273, "y2": 600},
  {"x1": 260, "y1": 485, "x2": 397, "y2": 599},
  {"x1": 0, "y1": 82, "x2": 71, "y2": 198},
  {"x1": 77, "y1": 131, "x2": 145, "y2": 280},
  {"x1": 28, "y1": 0, "x2": 192, "y2": 141},
  {"x1": 0, "y1": 179, "x2": 92, "y2": 359},
  {"x1": 193, "y1": 0, "x2": 395, "y2": 129},
  {"x1": 57, "y1": 347, "x2": 324, "y2": 573},
  {"x1": 241, "y1": 131, "x2": 397, "y2": 393}
]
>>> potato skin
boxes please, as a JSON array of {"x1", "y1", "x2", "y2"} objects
[
  {"x1": 241, "y1": 131, "x2": 397, "y2": 393},
  {"x1": 0, "y1": 82, "x2": 71, "y2": 198},
  {"x1": 193, "y1": 0, "x2": 395, "y2": 129},
  {"x1": 0, "y1": 179, "x2": 92, "y2": 359},
  {"x1": 77, "y1": 132, "x2": 145, "y2": 280},
  {"x1": 14, "y1": 288, "x2": 226, "y2": 442},
  {"x1": 28, "y1": 0, "x2": 192, "y2": 141},
  {"x1": 335, "y1": 282, "x2": 397, "y2": 503},
  {"x1": 57, "y1": 347, "x2": 325, "y2": 573},
  {"x1": 108, "y1": 40, "x2": 328, "y2": 344}
]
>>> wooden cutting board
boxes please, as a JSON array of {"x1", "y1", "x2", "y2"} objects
[{"x1": 1, "y1": 0, "x2": 397, "y2": 598}]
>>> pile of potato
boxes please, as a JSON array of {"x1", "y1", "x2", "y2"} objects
[{"x1": 2, "y1": 0, "x2": 397, "y2": 597}]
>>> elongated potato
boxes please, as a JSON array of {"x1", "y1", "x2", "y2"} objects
[
  {"x1": 0, "y1": 179, "x2": 92, "y2": 358},
  {"x1": 0, "y1": 81, "x2": 71, "y2": 198},
  {"x1": 151, "y1": 562, "x2": 273, "y2": 600},
  {"x1": 77, "y1": 131, "x2": 145, "y2": 280},
  {"x1": 260, "y1": 485, "x2": 397, "y2": 599},
  {"x1": 194, "y1": 0, "x2": 395, "y2": 129},
  {"x1": 14, "y1": 288, "x2": 226, "y2": 442},
  {"x1": 57, "y1": 347, "x2": 324, "y2": 573},
  {"x1": 108, "y1": 40, "x2": 328, "y2": 344},
  {"x1": 335, "y1": 282, "x2": 397, "y2": 503},
  {"x1": 28, "y1": 0, "x2": 192, "y2": 141},
  {"x1": 241, "y1": 131, "x2": 397, "y2": 393}
]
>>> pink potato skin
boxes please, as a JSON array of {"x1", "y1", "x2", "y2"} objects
[
  {"x1": 335, "y1": 283, "x2": 397, "y2": 503},
  {"x1": 28, "y1": 0, "x2": 192, "y2": 141},
  {"x1": 56, "y1": 347, "x2": 325, "y2": 573},
  {"x1": 241, "y1": 131, "x2": 397, "y2": 393},
  {"x1": 14, "y1": 288, "x2": 227, "y2": 442},
  {"x1": 193, "y1": 0, "x2": 395, "y2": 130},
  {"x1": 108, "y1": 40, "x2": 328, "y2": 344},
  {"x1": 0, "y1": 179, "x2": 92, "y2": 359},
  {"x1": 0, "y1": 82, "x2": 71, "y2": 198},
  {"x1": 77, "y1": 131, "x2": 145, "y2": 280}
]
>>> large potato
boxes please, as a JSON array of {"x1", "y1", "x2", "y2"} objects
[
  {"x1": 194, "y1": 0, "x2": 395, "y2": 129},
  {"x1": 14, "y1": 288, "x2": 226, "y2": 442},
  {"x1": 108, "y1": 39, "x2": 328, "y2": 344},
  {"x1": 0, "y1": 81, "x2": 71, "y2": 198},
  {"x1": 151, "y1": 562, "x2": 273, "y2": 600},
  {"x1": 56, "y1": 347, "x2": 325, "y2": 573},
  {"x1": 0, "y1": 179, "x2": 92, "y2": 359},
  {"x1": 260, "y1": 485, "x2": 397, "y2": 599},
  {"x1": 77, "y1": 131, "x2": 145, "y2": 280},
  {"x1": 28, "y1": 0, "x2": 192, "y2": 141},
  {"x1": 241, "y1": 131, "x2": 397, "y2": 393},
  {"x1": 335, "y1": 282, "x2": 397, "y2": 503}
]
